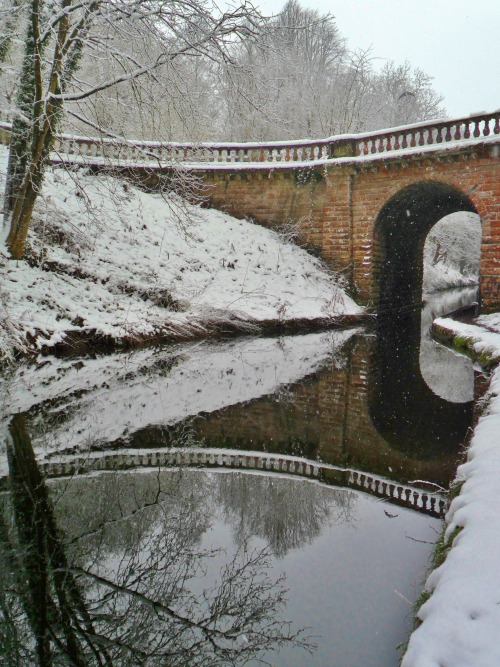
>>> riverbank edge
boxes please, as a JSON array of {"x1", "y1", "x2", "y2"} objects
[
  {"x1": 401, "y1": 316, "x2": 500, "y2": 666},
  {"x1": 5, "y1": 310, "x2": 373, "y2": 363},
  {"x1": 432, "y1": 319, "x2": 500, "y2": 368}
]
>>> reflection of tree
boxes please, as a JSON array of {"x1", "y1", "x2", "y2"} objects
[
  {"x1": 2, "y1": 414, "x2": 104, "y2": 666},
  {"x1": 216, "y1": 473, "x2": 356, "y2": 558},
  {"x1": 0, "y1": 416, "x2": 312, "y2": 666}
]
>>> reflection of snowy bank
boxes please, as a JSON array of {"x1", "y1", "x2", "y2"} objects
[
  {"x1": 0, "y1": 329, "x2": 357, "y2": 463},
  {"x1": 419, "y1": 287, "x2": 477, "y2": 403}
]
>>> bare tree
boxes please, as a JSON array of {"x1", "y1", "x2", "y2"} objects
[
  {"x1": 216, "y1": 472, "x2": 356, "y2": 557},
  {"x1": 0, "y1": 0, "x2": 22, "y2": 64},
  {"x1": 1, "y1": 0, "x2": 261, "y2": 259},
  {"x1": 367, "y1": 61, "x2": 446, "y2": 129},
  {"x1": 215, "y1": 0, "x2": 445, "y2": 140},
  {"x1": 217, "y1": 0, "x2": 347, "y2": 140}
]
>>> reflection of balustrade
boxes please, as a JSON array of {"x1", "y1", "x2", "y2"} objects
[
  {"x1": 0, "y1": 111, "x2": 498, "y2": 169},
  {"x1": 0, "y1": 448, "x2": 446, "y2": 517}
]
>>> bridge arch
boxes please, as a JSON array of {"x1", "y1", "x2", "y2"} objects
[{"x1": 372, "y1": 180, "x2": 479, "y2": 311}]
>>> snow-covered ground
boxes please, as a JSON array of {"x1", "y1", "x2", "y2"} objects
[
  {"x1": 0, "y1": 145, "x2": 361, "y2": 360},
  {"x1": 477, "y1": 313, "x2": 500, "y2": 334},
  {"x1": 403, "y1": 317, "x2": 500, "y2": 667},
  {"x1": 433, "y1": 316, "x2": 500, "y2": 368}
]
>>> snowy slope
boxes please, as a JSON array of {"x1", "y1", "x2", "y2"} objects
[
  {"x1": 422, "y1": 211, "x2": 481, "y2": 294},
  {"x1": 0, "y1": 146, "x2": 361, "y2": 360},
  {"x1": 477, "y1": 313, "x2": 500, "y2": 334}
]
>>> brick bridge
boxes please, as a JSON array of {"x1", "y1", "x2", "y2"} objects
[{"x1": 2, "y1": 110, "x2": 499, "y2": 310}]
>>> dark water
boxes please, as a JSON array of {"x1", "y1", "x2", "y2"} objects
[{"x1": 0, "y1": 287, "x2": 483, "y2": 666}]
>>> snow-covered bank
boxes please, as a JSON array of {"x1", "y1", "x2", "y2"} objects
[
  {"x1": 403, "y1": 316, "x2": 500, "y2": 667},
  {"x1": 432, "y1": 317, "x2": 500, "y2": 368},
  {"x1": 422, "y1": 211, "x2": 481, "y2": 295},
  {"x1": 0, "y1": 145, "x2": 362, "y2": 360},
  {"x1": 403, "y1": 366, "x2": 500, "y2": 667}
]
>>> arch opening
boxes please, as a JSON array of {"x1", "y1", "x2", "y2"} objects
[
  {"x1": 420, "y1": 213, "x2": 482, "y2": 401},
  {"x1": 373, "y1": 181, "x2": 478, "y2": 312}
]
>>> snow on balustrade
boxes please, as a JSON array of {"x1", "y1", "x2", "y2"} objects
[
  {"x1": 0, "y1": 110, "x2": 498, "y2": 170},
  {"x1": 354, "y1": 112, "x2": 500, "y2": 157}
]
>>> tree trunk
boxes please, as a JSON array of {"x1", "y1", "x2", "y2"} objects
[
  {"x1": 3, "y1": 0, "x2": 78, "y2": 259},
  {"x1": 5, "y1": 159, "x2": 45, "y2": 259}
]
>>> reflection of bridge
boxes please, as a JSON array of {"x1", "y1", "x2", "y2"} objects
[
  {"x1": 2, "y1": 448, "x2": 446, "y2": 517},
  {"x1": 2, "y1": 111, "x2": 498, "y2": 309}
]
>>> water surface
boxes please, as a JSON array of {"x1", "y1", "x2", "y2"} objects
[{"x1": 0, "y1": 287, "x2": 481, "y2": 665}]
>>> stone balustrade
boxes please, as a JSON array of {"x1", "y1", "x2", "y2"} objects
[
  {"x1": 48, "y1": 135, "x2": 333, "y2": 165},
  {"x1": 354, "y1": 111, "x2": 500, "y2": 157},
  {"x1": 0, "y1": 110, "x2": 498, "y2": 168}
]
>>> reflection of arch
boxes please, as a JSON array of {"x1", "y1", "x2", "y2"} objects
[
  {"x1": 373, "y1": 181, "x2": 478, "y2": 311},
  {"x1": 369, "y1": 308, "x2": 473, "y2": 460}
]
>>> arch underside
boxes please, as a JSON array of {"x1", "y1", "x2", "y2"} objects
[{"x1": 374, "y1": 180, "x2": 478, "y2": 311}]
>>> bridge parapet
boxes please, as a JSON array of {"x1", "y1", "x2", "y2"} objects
[
  {"x1": 0, "y1": 110, "x2": 498, "y2": 168},
  {"x1": 353, "y1": 111, "x2": 500, "y2": 158},
  {"x1": 1, "y1": 109, "x2": 499, "y2": 310}
]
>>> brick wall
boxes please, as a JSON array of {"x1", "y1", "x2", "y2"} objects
[
  {"x1": 201, "y1": 167, "x2": 354, "y2": 271},
  {"x1": 349, "y1": 146, "x2": 500, "y2": 310},
  {"x1": 196, "y1": 143, "x2": 500, "y2": 311}
]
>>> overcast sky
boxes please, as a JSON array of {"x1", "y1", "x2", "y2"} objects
[{"x1": 256, "y1": 0, "x2": 500, "y2": 119}]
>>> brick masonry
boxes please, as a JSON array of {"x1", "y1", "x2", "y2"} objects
[{"x1": 197, "y1": 143, "x2": 500, "y2": 311}]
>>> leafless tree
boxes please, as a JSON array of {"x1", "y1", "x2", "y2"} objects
[
  {"x1": 1, "y1": 0, "x2": 261, "y2": 259},
  {"x1": 216, "y1": 0, "x2": 445, "y2": 140},
  {"x1": 216, "y1": 472, "x2": 355, "y2": 557}
]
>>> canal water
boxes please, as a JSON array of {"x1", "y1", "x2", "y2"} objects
[{"x1": 0, "y1": 287, "x2": 482, "y2": 666}]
